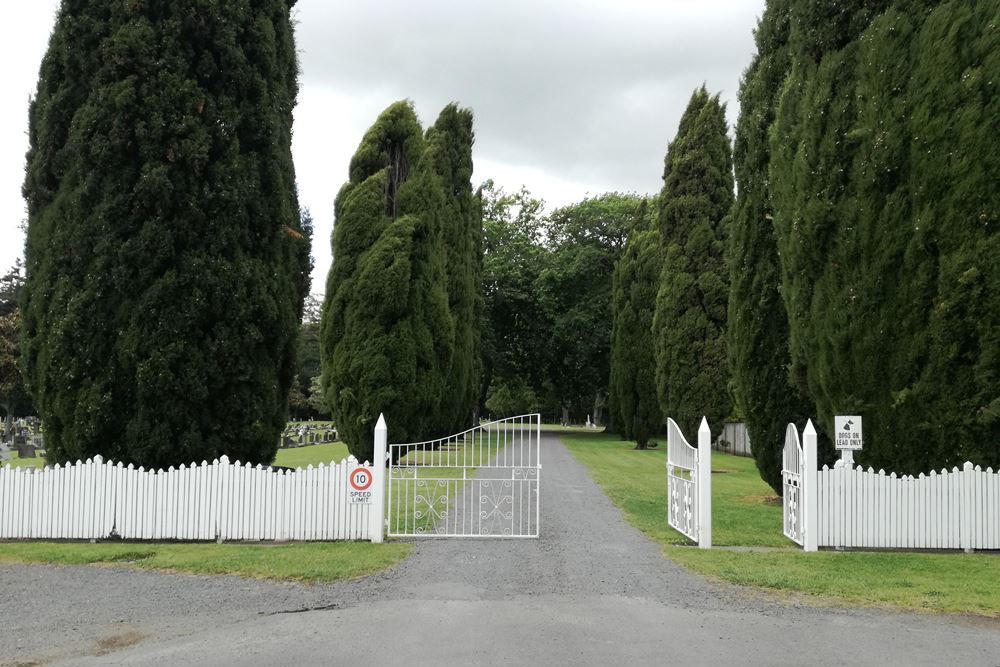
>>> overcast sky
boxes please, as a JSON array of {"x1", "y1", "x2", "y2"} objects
[{"x1": 0, "y1": 0, "x2": 764, "y2": 294}]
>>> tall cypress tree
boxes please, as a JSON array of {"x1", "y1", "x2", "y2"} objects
[
  {"x1": 610, "y1": 200, "x2": 661, "y2": 448},
  {"x1": 424, "y1": 105, "x2": 481, "y2": 434},
  {"x1": 652, "y1": 88, "x2": 734, "y2": 436},
  {"x1": 21, "y1": 1, "x2": 307, "y2": 468},
  {"x1": 769, "y1": 0, "x2": 999, "y2": 472},
  {"x1": 727, "y1": 0, "x2": 814, "y2": 493},
  {"x1": 321, "y1": 101, "x2": 453, "y2": 462}
]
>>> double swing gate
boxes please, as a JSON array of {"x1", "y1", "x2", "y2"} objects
[{"x1": 386, "y1": 414, "x2": 541, "y2": 538}]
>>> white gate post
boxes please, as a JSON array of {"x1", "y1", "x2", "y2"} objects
[
  {"x1": 370, "y1": 414, "x2": 388, "y2": 544},
  {"x1": 803, "y1": 420, "x2": 819, "y2": 552},
  {"x1": 697, "y1": 417, "x2": 712, "y2": 549}
]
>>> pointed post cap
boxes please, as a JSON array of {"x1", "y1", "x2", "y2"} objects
[
  {"x1": 698, "y1": 416, "x2": 710, "y2": 433},
  {"x1": 375, "y1": 413, "x2": 387, "y2": 431},
  {"x1": 804, "y1": 419, "x2": 817, "y2": 436}
]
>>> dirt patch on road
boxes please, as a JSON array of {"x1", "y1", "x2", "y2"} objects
[{"x1": 94, "y1": 629, "x2": 146, "y2": 656}]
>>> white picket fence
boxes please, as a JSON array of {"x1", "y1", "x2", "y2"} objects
[
  {"x1": 0, "y1": 449, "x2": 386, "y2": 542},
  {"x1": 666, "y1": 417, "x2": 711, "y2": 548},
  {"x1": 783, "y1": 421, "x2": 999, "y2": 551}
]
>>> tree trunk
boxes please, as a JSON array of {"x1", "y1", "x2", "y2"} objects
[{"x1": 593, "y1": 393, "x2": 604, "y2": 427}]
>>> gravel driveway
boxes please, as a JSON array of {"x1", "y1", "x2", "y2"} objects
[{"x1": 2, "y1": 432, "x2": 998, "y2": 666}]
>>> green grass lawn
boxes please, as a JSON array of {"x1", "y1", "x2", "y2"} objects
[
  {"x1": 0, "y1": 541, "x2": 410, "y2": 583},
  {"x1": 541, "y1": 423, "x2": 606, "y2": 434},
  {"x1": 272, "y1": 442, "x2": 351, "y2": 468},
  {"x1": 562, "y1": 431, "x2": 1000, "y2": 618},
  {"x1": 2, "y1": 451, "x2": 45, "y2": 469}
]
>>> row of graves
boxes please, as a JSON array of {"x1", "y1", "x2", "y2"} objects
[
  {"x1": 0, "y1": 417, "x2": 45, "y2": 462},
  {"x1": 279, "y1": 422, "x2": 339, "y2": 449}
]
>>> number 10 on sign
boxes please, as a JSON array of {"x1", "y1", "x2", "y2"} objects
[{"x1": 349, "y1": 468, "x2": 373, "y2": 504}]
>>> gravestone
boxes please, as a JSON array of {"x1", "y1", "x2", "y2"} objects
[{"x1": 16, "y1": 441, "x2": 36, "y2": 459}]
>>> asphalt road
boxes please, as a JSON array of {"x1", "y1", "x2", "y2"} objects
[{"x1": 2, "y1": 432, "x2": 998, "y2": 666}]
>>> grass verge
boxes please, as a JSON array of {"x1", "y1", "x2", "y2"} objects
[
  {"x1": 0, "y1": 541, "x2": 410, "y2": 584},
  {"x1": 561, "y1": 431, "x2": 1000, "y2": 618}
]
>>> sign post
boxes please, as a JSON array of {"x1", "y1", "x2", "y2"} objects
[{"x1": 834, "y1": 415, "x2": 863, "y2": 466}]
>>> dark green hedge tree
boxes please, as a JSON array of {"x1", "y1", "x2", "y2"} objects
[
  {"x1": 425, "y1": 105, "x2": 482, "y2": 434},
  {"x1": 21, "y1": 1, "x2": 307, "y2": 468},
  {"x1": 322, "y1": 101, "x2": 479, "y2": 462},
  {"x1": 652, "y1": 88, "x2": 734, "y2": 437},
  {"x1": 609, "y1": 200, "x2": 661, "y2": 448},
  {"x1": 768, "y1": 0, "x2": 999, "y2": 473},
  {"x1": 727, "y1": 0, "x2": 815, "y2": 494}
]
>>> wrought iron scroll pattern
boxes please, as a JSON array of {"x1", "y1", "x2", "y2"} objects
[{"x1": 387, "y1": 414, "x2": 541, "y2": 538}]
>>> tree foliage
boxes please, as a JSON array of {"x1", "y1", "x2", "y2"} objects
[
  {"x1": 538, "y1": 193, "x2": 642, "y2": 424},
  {"x1": 479, "y1": 181, "x2": 551, "y2": 415},
  {"x1": 767, "y1": 0, "x2": 999, "y2": 473},
  {"x1": 652, "y1": 87, "x2": 734, "y2": 437},
  {"x1": 609, "y1": 200, "x2": 661, "y2": 448},
  {"x1": 21, "y1": 1, "x2": 307, "y2": 468},
  {"x1": 426, "y1": 105, "x2": 482, "y2": 434},
  {"x1": 322, "y1": 101, "x2": 480, "y2": 462},
  {"x1": 727, "y1": 0, "x2": 816, "y2": 493}
]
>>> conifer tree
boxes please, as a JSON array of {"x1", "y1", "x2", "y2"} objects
[
  {"x1": 609, "y1": 200, "x2": 661, "y2": 448},
  {"x1": 768, "y1": 0, "x2": 999, "y2": 472},
  {"x1": 652, "y1": 88, "x2": 734, "y2": 436},
  {"x1": 321, "y1": 101, "x2": 453, "y2": 462},
  {"x1": 424, "y1": 105, "x2": 481, "y2": 434},
  {"x1": 727, "y1": 0, "x2": 814, "y2": 493},
  {"x1": 21, "y1": 1, "x2": 307, "y2": 468}
]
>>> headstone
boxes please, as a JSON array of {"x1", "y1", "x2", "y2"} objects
[{"x1": 17, "y1": 442, "x2": 36, "y2": 459}]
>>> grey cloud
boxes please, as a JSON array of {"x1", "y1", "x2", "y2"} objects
[{"x1": 293, "y1": 0, "x2": 764, "y2": 195}]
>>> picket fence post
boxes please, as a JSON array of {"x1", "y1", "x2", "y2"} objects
[
  {"x1": 370, "y1": 414, "x2": 388, "y2": 544},
  {"x1": 697, "y1": 417, "x2": 712, "y2": 549},
  {"x1": 962, "y1": 461, "x2": 973, "y2": 553},
  {"x1": 802, "y1": 420, "x2": 819, "y2": 552}
]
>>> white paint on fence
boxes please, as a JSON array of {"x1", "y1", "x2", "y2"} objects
[
  {"x1": 783, "y1": 422, "x2": 998, "y2": 552},
  {"x1": 666, "y1": 417, "x2": 711, "y2": 548},
  {"x1": 781, "y1": 424, "x2": 803, "y2": 546},
  {"x1": 0, "y1": 452, "x2": 385, "y2": 542}
]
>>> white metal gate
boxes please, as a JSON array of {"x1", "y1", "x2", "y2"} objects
[
  {"x1": 387, "y1": 414, "x2": 540, "y2": 538},
  {"x1": 666, "y1": 417, "x2": 712, "y2": 548},
  {"x1": 782, "y1": 423, "x2": 804, "y2": 545}
]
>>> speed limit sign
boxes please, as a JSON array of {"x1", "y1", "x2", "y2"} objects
[{"x1": 348, "y1": 468, "x2": 373, "y2": 503}]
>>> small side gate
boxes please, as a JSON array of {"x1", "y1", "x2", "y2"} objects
[
  {"x1": 782, "y1": 423, "x2": 804, "y2": 545},
  {"x1": 666, "y1": 417, "x2": 711, "y2": 548},
  {"x1": 387, "y1": 414, "x2": 541, "y2": 538}
]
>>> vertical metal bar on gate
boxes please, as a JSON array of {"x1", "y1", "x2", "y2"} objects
[{"x1": 385, "y1": 414, "x2": 541, "y2": 538}]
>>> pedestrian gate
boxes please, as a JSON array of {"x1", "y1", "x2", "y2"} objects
[{"x1": 387, "y1": 414, "x2": 541, "y2": 538}]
